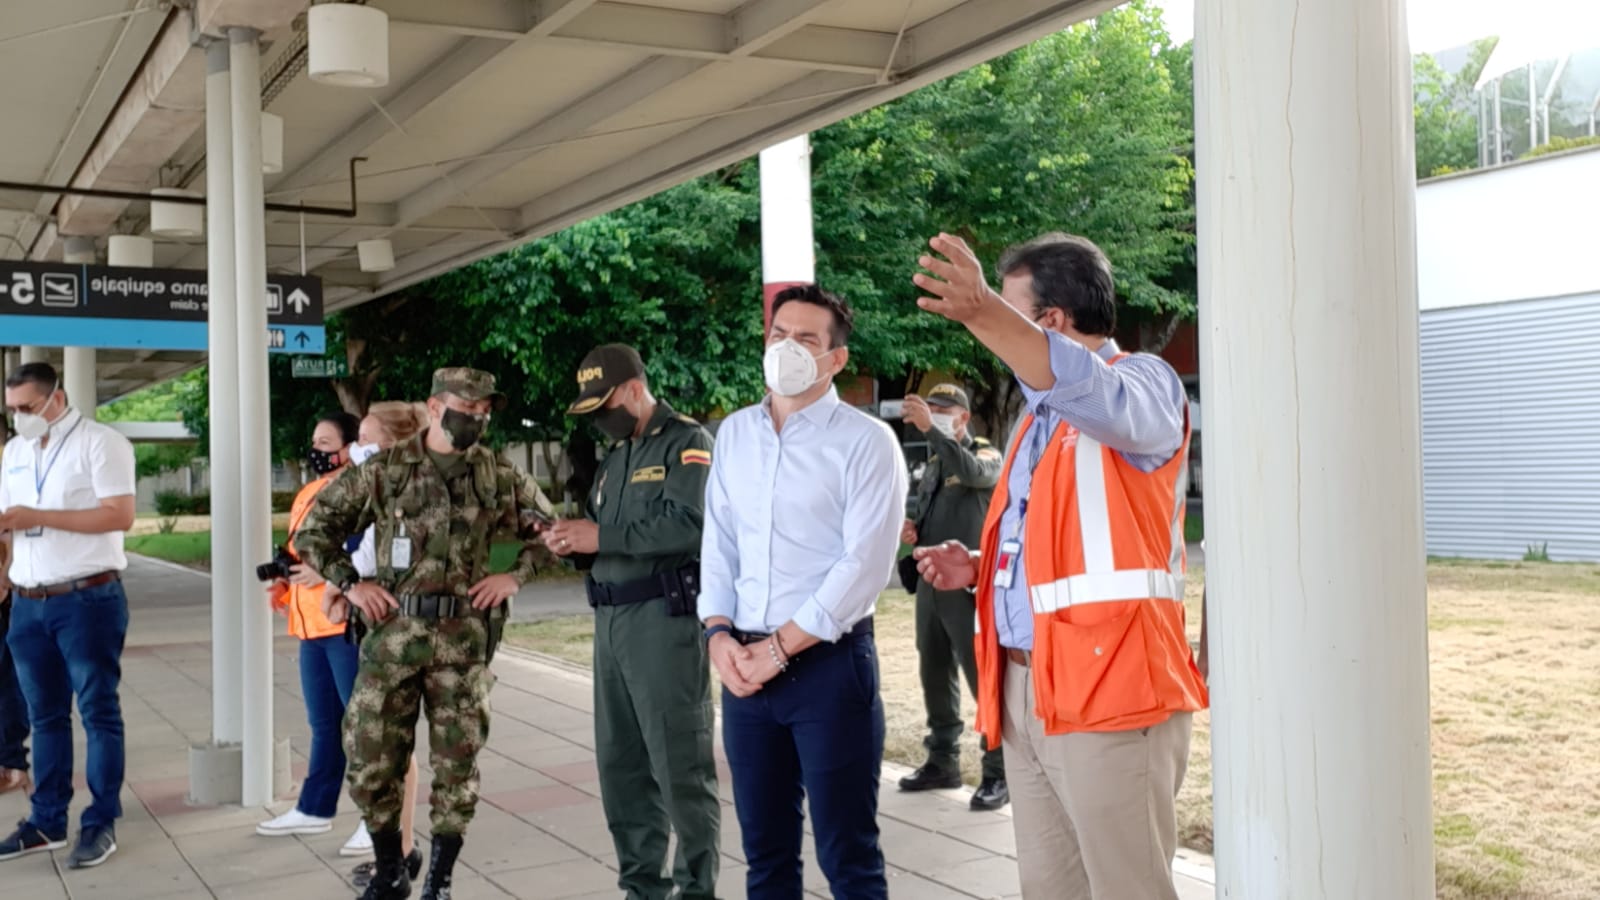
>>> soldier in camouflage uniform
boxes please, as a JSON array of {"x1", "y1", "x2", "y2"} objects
[
  {"x1": 894, "y1": 384, "x2": 1010, "y2": 811},
  {"x1": 544, "y1": 345, "x2": 720, "y2": 900},
  {"x1": 297, "y1": 368, "x2": 553, "y2": 900}
]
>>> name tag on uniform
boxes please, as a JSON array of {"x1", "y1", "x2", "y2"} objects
[
  {"x1": 993, "y1": 539, "x2": 1021, "y2": 589},
  {"x1": 23, "y1": 526, "x2": 44, "y2": 538},
  {"x1": 391, "y1": 536, "x2": 413, "y2": 570},
  {"x1": 630, "y1": 466, "x2": 665, "y2": 483}
]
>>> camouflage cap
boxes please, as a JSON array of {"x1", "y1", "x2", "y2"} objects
[
  {"x1": 431, "y1": 367, "x2": 507, "y2": 410},
  {"x1": 926, "y1": 383, "x2": 970, "y2": 410},
  {"x1": 567, "y1": 344, "x2": 645, "y2": 415}
]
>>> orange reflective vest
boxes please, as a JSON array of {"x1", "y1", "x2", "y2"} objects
[
  {"x1": 284, "y1": 475, "x2": 345, "y2": 641},
  {"x1": 974, "y1": 374, "x2": 1208, "y2": 742}
]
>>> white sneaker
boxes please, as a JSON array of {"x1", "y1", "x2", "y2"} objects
[
  {"x1": 339, "y1": 820, "x2": 374, "y2": 858},
  {"x1": 255, "y1": 809, "x2": 334, "y2": 837}
]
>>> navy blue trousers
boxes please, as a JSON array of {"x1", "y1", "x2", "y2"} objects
[
  {"x1": 722, "y1": 630, "x2": 887, "y2": 900},
  {"x1": 0, "y1": 596, "x2": 29, "y2": 771}
]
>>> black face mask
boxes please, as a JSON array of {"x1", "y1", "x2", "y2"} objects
[
  {"x1": 441, "y1": 408, "x2": 488, "y2": 451},
  {"x1": 307, "y1": 447, "x2": 341, "y2": 476},
  {"x1": 592, "y1": 404, "x2": 638, "y2": 442}
]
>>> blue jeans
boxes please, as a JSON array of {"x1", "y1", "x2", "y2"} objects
[
  {"x1": 722, "y1": 630, "x2": 887, "y2": 900},
  {"x1": 0, "y1": 597, "x2": 30, "y2": 771},
  {"x1": 6, "y1": 581, "x2": 129, "y2": 836},
  {"x1": 296, "y1": 634, "x2": 359, "y2": 818}
]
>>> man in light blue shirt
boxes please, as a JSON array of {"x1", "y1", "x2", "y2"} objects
[
  {"x1": 699, "y1": 285, "x2": 908, "y2": 900},
  {"x1": 913, "y1": 232, "x2": 1202, "y2": 900}
]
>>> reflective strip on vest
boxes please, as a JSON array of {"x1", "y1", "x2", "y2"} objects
[
  {"x1": 1030, "y1": 568, "x2": 1185, "y2": 613},
  {"x1": 1025, "y1": 431, "x2": 1187, "y2": 615}
]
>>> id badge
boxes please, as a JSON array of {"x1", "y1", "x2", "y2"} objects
[
  {"x1": 391, "y1": 536, "x2": 413, "y2": 570},
  {"x1": 23, "y1": 526, "x2": 44, "y2": 538},
  {"x1": 993, "y1": 539, "x2": 1021, "y2": 589}
]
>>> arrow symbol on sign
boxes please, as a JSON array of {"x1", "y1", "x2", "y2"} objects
[
  {"x1": 287, "y1": 288, "x2": 311, "y2": 314},
  {"x1": 294, "y1": 331, "x2": 310, "y2": 347}
]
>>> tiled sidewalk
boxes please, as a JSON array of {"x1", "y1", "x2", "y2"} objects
[{"x1": 0, "y1": 557, "x2": 1215, "y2": 898}]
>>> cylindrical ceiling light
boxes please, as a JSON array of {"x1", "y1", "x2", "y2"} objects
[
  {"x1": 62, "y1": 236, "x2": 96, "y2": 264},
  {"x1": 108, "y1": 234, "x2": 155, "y2": 267},
  {"x1": 308, "y1": 3, "x2": 390, "y2": 88},
  {"x1": 150, "y1": 188, "x2": 204, "y2": 238},
  {"x1": 261, "y1": 112, "x2": 284, "y2": 174},
  {"x1": 357, "y1": 238, "x2": 394, "y2": 272}
]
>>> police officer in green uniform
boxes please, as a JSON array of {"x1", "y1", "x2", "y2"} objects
[
  {"x1": 543, "y1": 345, "x2": 720, "y2": 900},
  {"x1": 895, "y1": 383, "x2": 1010, "y2": 810},
  {"x1": 297, "y1": 368, "x2": 554, "y2": 900}
]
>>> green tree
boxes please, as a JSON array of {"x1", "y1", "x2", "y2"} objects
[{"x1": 1413, "y1": 38, "x2": 1496, "y2": 178}]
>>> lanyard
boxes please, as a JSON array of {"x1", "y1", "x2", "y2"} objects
[
  {"x1": 34, "y1": 417, "x2": 84, "y2": 499},
  {"x1": 1007, "y1": 415, "x2": 1052, "y2": 543}
]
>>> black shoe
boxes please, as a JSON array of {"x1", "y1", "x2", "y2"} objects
[
  {"x1": 67, "y1": 825, "x2": 117, "y2": 869},
  {"x1": 358, "y1": 829, "x2": 412, "y2": 900},
  {"x1": 0, "y1": 820, "x2": 68, "y2": 861},
  {"x1": 970, "y1": 777, "x2": 1010, "y2": 811},
  {"x1": 353, "y1": 849, "x2": 422, "y2": 889},
  {"x1": 898, "y1": 762, "x2": 962, "y2": 792},
  {"x1": 419, "y1": 833, "x2": 463, "y2": 900}
]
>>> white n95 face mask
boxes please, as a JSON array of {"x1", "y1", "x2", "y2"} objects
[
  {"x1": 763, "y1": 339, "x2": 827, "y2": 397},
  {"x1": 349, "y1": 442, "x2": 381, "y2": 466},
  {"x1": 930, "y1": 414, "x2": 957, "y2": 438},
  {"x1": 12, "y1": 412, "x2": 49, "y2": 441}
]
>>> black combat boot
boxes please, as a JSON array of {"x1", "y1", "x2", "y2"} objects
[
  {"x1": 418, "y1": 833, "x2": 464, "y2": 900},
  {"x1": 358, "y1": 829, "x2": 412, "y2": 900}
]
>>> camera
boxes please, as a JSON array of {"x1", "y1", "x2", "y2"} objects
[{"x1": 255, "y1": 546, "x2": 297, "y2": 582}]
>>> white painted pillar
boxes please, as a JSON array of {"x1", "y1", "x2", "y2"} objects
[
  {"x1": 230, "y1": 26, "x2": 274, "y2": 807},
  {"x1": 2, "y1": 349, "x2": 18, "y2": 379},
  {"x1": 19, "y1": 347, "x2": 48, "y2": 365},
  {"x1": 206, "y1": 37, "x2": 244, "y2": 748},
  {"x1": 758, "y1": 134, "x2": 815, "y2": 329},
  {"x1": 1194, "y1": 0, "x2": 1434, "y2": 897},
  {"x1": 62, "y1": 237, "x2": 99, "y2": 419}
]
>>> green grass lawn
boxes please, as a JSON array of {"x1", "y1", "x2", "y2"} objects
[{"x1": 127, "y1": 528, "x2": 551, "y2": 578}]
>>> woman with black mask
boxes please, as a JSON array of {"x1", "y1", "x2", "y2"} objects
[{"x1": 255, "y1": 411, "x2": 368, "y2": 856}]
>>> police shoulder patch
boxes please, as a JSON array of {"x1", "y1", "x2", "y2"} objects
[{"x1": 680, "y1": 448, "x2": 712, "y2": 466}]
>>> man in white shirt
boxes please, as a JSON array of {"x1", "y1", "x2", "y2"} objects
[
  {"x1": 699, "y1": 285, "x2": 909, "y2": 900},
  {"x1": 0, "y1": 363, "x2": 136, "y2": 870}
]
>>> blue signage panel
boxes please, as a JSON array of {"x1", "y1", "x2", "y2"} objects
[
  {"x1": 0, "y1": 261, "x2": 325, "y2": 355},
  {"x1": 0, "y1": 316, "x2": 326, "y2": 355}
]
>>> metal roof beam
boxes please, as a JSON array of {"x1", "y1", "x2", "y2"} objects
[{"x1": 388, "y1": 1, "x2": 905, "y2": 77}]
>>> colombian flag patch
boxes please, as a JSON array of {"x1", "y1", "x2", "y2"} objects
[{"x1": 681, "y1": 448, "x2": 712, "y2": 466}]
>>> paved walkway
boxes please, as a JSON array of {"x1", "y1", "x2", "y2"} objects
[{"x1": 0, "y1": 556, "x2": 1215, "y2": 899}]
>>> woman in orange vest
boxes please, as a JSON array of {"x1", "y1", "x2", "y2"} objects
[
  {"x1": 913, "y1": 232, "x2": 1207, "y2": 900},
  {"x1": 334, "y1": 401, "x2": 430, "y2": 888},
  {"x1": 255, "y1": 412, "x2": 367, "y2": 855}
]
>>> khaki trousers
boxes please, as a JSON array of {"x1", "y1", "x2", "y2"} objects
[{"x1": 1001, "y1": 658, "x2": 1192, "y2": 900}]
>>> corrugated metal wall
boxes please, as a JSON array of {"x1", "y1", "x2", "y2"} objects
[{"x1": 1420, "y1": 293, "x2": 1600, "y2": 561}]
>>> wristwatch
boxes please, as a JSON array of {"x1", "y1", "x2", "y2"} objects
[{"x1": 703, "y1": 623, "x2": 733, "y2": 642}]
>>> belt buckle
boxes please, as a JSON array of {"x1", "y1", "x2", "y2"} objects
[{"x1": 416, "y1": 595, "x2": 439, "y2": 618}]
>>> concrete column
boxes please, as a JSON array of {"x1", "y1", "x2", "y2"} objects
[
  {"x1": 759, "y1": 134, "x2": 814, "y2": 330},
  {"x1": 205, "y1": 37, "x2": 244, "y2": 750},
  {"x1": 19, "y1": 347, "x2": 48, "y2": 365},
  {"x1": 64, "y1": 237, "x2": 100, "y2": 419},
  {"x1": 2, "y1": 349, "x2": 18, "y2": 380},
  {"x1": 1194, "y1": 0, "x2": 1434, "y2": 896},
  {"x1": 231, "y1": 26, "x2": 275, "y2": 808}
]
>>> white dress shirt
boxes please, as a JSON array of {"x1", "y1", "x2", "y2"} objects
[
  {"x1": 1, "y1": 408, "x2": 136, "y2": 587},
  {"x1": 699, "y1": 387, "x2": 909, "y2": 641}
]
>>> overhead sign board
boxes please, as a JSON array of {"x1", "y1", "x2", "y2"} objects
[
  {"x1": 0, "y1": 260, "x2": 325, "y2": 354},
  {"x1": 291, "y1": 357, "x2": 348, "y2": 379}
]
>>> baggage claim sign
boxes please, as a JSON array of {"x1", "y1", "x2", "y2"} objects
[{"x1": 0, "y1": 260, "x2": 325, "y2": 354}]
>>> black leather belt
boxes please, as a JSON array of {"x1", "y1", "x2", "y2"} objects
[
  {"x1": 585, "y1": 574, "x2": 664, "y2": 608},
  {"x1": 398, "y1": 594, "x2": 473, "y2": 618},
  {"x1": 733, "y1": 615, "x2": 874, "y2": 645},
  {"x1": 15, "y1": 571, "x2": 120, "y2": 600}
]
